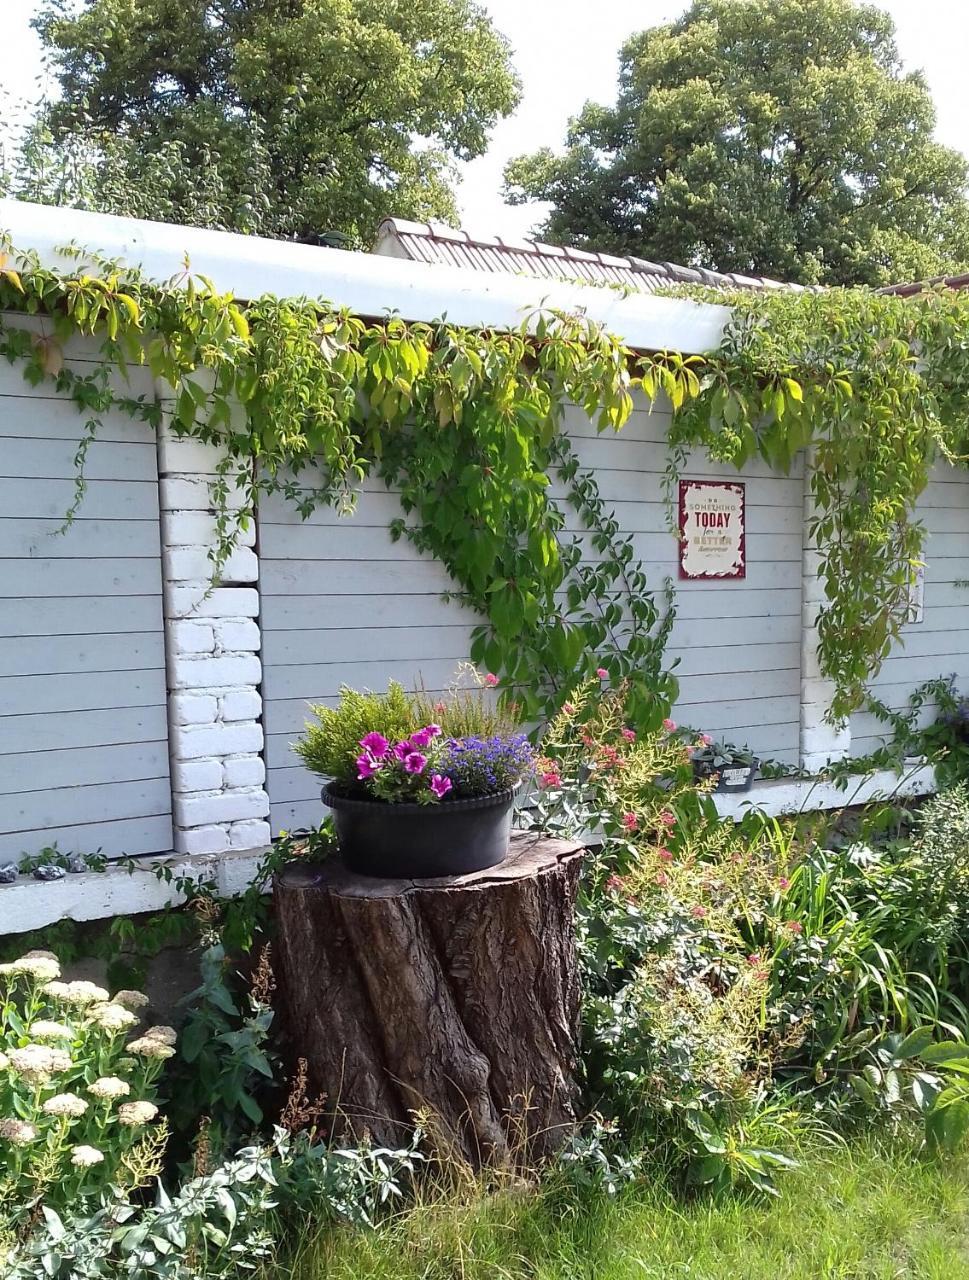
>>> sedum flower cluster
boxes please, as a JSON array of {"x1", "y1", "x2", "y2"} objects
[{"x1": 0, "y1": 949, "x2": 175, "y2": 1240}]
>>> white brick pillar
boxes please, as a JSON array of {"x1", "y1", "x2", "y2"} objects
[
  {"x1": 800, "y1": 452, "x2": 851, "y2": 772},
  {"x1": 157, "y1": 419, "x2": 271, "y2": 856}
]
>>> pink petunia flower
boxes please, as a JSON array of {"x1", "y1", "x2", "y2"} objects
[
  {"x1": 662, "y1": 718, "x2": 677, "y2": 733},
  {"x1": 429, "y1": 774, "x2": 452, "y2": 799},
  {"x1": 621, "y1": 812, "x2": 638, "y2": 832},
  {"x1": 596, "y1": 668, "x2": 609, "y2": 679},
  {"x1": 484, "y1": 673, "x2": 499, "y2": 687},
  {"x1": 356, "y1": 752, "x2": 379, "y2": 780},
  {"x1": 410, "y1": 724, "x2": 441, "y2": 749},
  {"x1": 403, "y1": 751, "x2": 427, "y2": 774},
  {"x1": 392, "y1": 741, "x2": 412, "y2": 761},
  {"x1": 359, "y1": 732, "x2": 389, "y2": 758},
  {"x1": 621, "y1": 728, "x2": 636, "y2": 742}
]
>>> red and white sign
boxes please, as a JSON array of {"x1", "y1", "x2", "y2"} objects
[{"x1": 678, "y1": 480, "x2": 746, "y2": 580}]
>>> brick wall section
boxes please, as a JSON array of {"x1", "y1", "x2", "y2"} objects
[{"x1": 157, "y1": 422, "x2": 271, "y2": 856}]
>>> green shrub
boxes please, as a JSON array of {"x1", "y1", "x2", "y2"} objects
[{"x1": 295, "y1": 682, "x2": 416, "y2": 781}]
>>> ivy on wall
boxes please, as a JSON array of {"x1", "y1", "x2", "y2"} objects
[
  {"x1": 3, "y1": 236, "x2": 969, "y2": 727},
  {"x1": 0, "y1": 242, "x2": 696, "y2": 728}
]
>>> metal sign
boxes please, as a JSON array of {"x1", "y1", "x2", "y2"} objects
[{"x1": 678, "y1": 479, "x2": 746, "y2": 580}]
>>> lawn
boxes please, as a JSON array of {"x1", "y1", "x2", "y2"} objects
[{"x1": 289, "y1": 1141, "x2": 969, "y2": 1280}]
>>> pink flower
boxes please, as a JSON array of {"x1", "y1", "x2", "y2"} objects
[
  {"x1": 409, "y1": 724, "x2": 442, "y2": 749},
  {"x1": 596, "y1": 668, "x2": 608, "y2": 679},
  {"x1": 662, "y1": 718, "x2": 676, "y2": 733},
  {"x1": 484, "y1": 673, "x2": 499, "y2": 687},
  {"x1": 654, "y1": 871, "x2": 669, "y2": 887},
  {"x1": 392, "y1": 741, "x2": 411, "y2": 761},
  {"x1": 747, "y1": 953, "x2": 761, "y2": 966},
  {"x1": 606, "y1": 874, "x2": 626, "y2": 893},
  {"x1": 657, "y1": 847, "x2": 672, "y2": 863},
  {"x1": 700, "y1": 733, "x2": 713, "y2": 746},
  {"x1": 786, "y1": 920, "x2": 803, "y2": 935},
  {"x1": 540, "y1": 771, "x2": 561, "y2": 789},
  {"x1": 403, "y1": 751, "x2": 427, "y2": 774},
  {"x1": 621, "y1": 812, "x2": 638, "y2": 832},
  {"x1": 359, "y1": 732, "x2": 389, "y2": 758},
  {"x1": 563, "y1": 701, "x2": 576, "y2": 715},
  {"x1": 621, "y1": 728, "x2": 636, "y2": 742},
  {"x1": 356, "y1": 752, "x2": 380, "y2": 780},
  {"x1": 434, "y1": 701, "x2": 447, "y2": 714},
  {"x1": 658, "y1": 810, "x2": 676, "y2": 828},
  {"x1": 690, "y1": 905, "x2": 707, "y2": 920},
  {"x1": 429, "y1": 774, "x2": 452, "y2": 799},
  {"x1": 778, "y1": 876, "x2": 790, "y2": 890}
]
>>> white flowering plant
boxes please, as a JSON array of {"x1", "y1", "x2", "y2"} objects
[{"x1": 0, "y1": 951, "x2": 175, "y2": 1250}]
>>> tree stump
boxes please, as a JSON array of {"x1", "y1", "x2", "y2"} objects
[{"x1": 273, "y1": 832, "x2": 584, "y2": 1168}]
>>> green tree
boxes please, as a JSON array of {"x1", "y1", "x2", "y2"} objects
[
  {"x1": 504, "y1": 0, "x2": 969, "y2": 286},
  {"x1": 17, "y1": 0, "x2": 519, "y2": 244}
]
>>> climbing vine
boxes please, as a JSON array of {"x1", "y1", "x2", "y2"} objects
[
  {"x1": 0, "y1": 239, "x2": 697, "y2": 729},
  {"x1": 4, "y1": 233, "x2": 969, "y2": 727},
  {"x1": 672, "y1": 285, "x2": 969, "y2": 719}
]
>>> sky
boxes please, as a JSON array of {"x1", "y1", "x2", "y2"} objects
[{"x1": 2, "y1": 0, "x2": 968, "y2": 241}]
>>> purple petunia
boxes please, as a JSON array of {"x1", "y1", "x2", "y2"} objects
[
  {"x1": 403, "y1": 751, "x2": 427, "y2": 774},
  {"x1": 356, "y1": 752, "x2": 380, "y2": 780},
  {"x1": 392, "y1": 741, "x2": 412, "y2": 761},
  {"x1": 409, "y1": 724, "x2": 443, "y2": 749},
  {"x1": 359, "y1": 731, "x2": 389, "y2": 758},
  {"x1": 429, "y1": 773, "x2": 453, "y2": 799}
]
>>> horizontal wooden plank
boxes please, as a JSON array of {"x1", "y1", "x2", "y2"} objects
[
  {"x1": 267, "y1": 765, "x2": 320, "y2": 805},
  {"x1": 880, "y1": 628, "x2": 969, "y2": 661},
  {"x1": 0, "y1": 742, "x2": 169, "y2": 796},
  {"x1": 0, "y1": 436, "x2": 156, "y2": 482},
  {"x1": 0, "y1": 518, "x2": 161, "y2": 559},
  {"x1": 0, "y1": 632, "x2": 165, "y2": 677},
  {"x1": 0, "y1": 705, "x2": 170, "y2": 755},
  {"x1": 1, "y1": 777, "x2": 172, "y2": 836},
  {"x1": 0, "y1": 813, "x2": 173, "y2": 861},
  {"x1": 672, "y1": 587, "x2": 802, "y2": 620},
  {"x1": 672, "y1": 642, "x2": 801, "y2": 679},
  {"x1": 0, "y1": 395, "x2": 156, "y2": 444},
  {"x1": 260, "y1": 594, "x2": 480, "y2": 631},
  {"x1": 263, "y1": 656, "x2": 473, "y2": 702},
  {"x1": 870, "y1": 652, "x2": 969, "y2": 688},
  {"x1": 0, "y1": 670, "x2": 167, "y2": 715},
  {"x1": 262, "y1": 624, "x2": 476, "y2": 668},
  {"x1": 675, "y1": 668, "x2": 799, "y2": 705},
  {"x1": 260, "y1": 557, "x2": 799, "y2": 597},
  {"x1": 0, "y1": 596, "x2": 163, "y2": 638},
  {"x1": 673, "y1": 694, "x2": 800, "y2": 732},
  {"x1": 669, "y1": 614, "x2": 801, "y2": 649},
  {"x1": 569, "y1": 434, "x2": 796, "y2": 481},
  {"x1": 0, "y1": 559, "x2": 163, "y2": 598},
  {"x1": 270, "y1": 798, "x2": 323, "y2": 837},
  {"x1": 0, "y1": 477, "x2": 159, "y2": 521}
]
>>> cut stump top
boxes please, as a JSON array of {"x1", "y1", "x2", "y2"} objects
[{"x1": 276, "y1": 830, "x2": 584, "y2": 899}]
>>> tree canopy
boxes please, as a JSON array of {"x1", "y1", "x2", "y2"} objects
[
  {"x1": 11, "y1": 0, "x2": 520, "y2": 245},
  {"x1": 504, "y1": 0, "x2": 969, "y2": 286}
]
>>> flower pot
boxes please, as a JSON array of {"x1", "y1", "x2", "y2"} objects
[
  {"x1": 693, "y1": 759, "x2": 759, "y2": 792},
  {"x1": 321, "y1": 783, "x2": 519, "y2": 878}
]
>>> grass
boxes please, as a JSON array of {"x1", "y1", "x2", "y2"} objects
[{"x1": 283, "y1": 1139, "x2": 969, "y2": 1280}]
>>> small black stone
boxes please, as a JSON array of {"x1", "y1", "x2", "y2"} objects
[
  {"x1": 0, "y1": 865, "x2": 18, "y2": 884},
  {"x1": 33, "y1": 864, "x2": 67, "y2": 882}
]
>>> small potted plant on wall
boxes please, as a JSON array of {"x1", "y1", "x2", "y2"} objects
[
  {"x1": 690, "y1": 736, "x2": 760, "y2": 792},
  {"x1": 295, "y1": 675, "x2": 535, "y2": 878}
]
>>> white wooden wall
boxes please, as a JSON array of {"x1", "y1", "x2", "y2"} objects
[
  {"x1": 849, "y1": 463, "x2": 969, "y2": 757},
  {"x1": 259, "y1": 394, "x2": 804, "y2": 833},
  {"x1": 0, "y1": 329, "x2": 173, "y2": 861}
]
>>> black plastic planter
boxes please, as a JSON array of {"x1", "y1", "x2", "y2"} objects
[{"x1": 321, "y1": 783, "x2": 519, "y2": 878}]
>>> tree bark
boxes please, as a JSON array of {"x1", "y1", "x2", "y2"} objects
[{"x1": 273, "y1": 832, "x2": 584, "y2": 1168}]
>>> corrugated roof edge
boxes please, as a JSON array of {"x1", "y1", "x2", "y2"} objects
[
  {"x1": 375, "y1": 217, "x2": 812, "y2": 294},
  {"x1": 878, "y1": 272, "x2": 969, "y2": 297}
]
